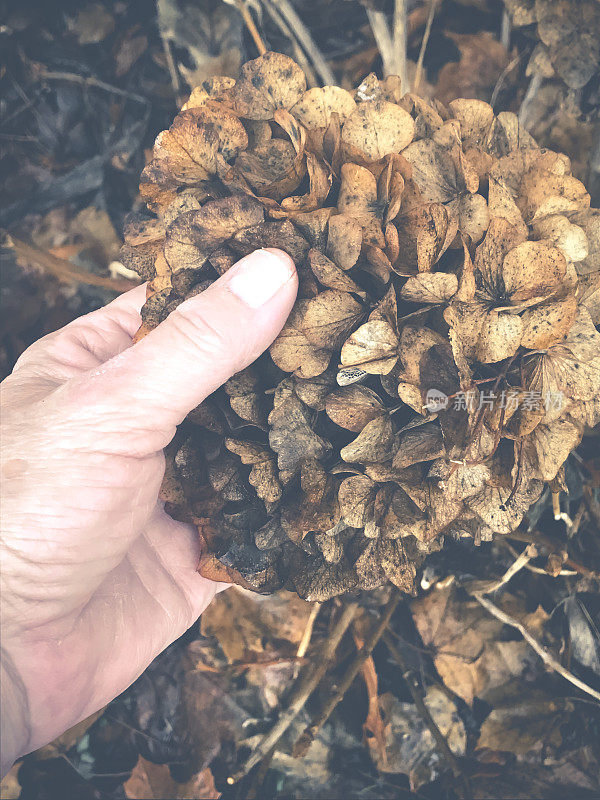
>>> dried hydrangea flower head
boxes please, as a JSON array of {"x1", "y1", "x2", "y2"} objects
[
  {"x1": 123, "y1": 52, "x2": 600, "y2": 601},
  {"x1": 505, "y1": 0, "x2": 600, "y2": 90}
]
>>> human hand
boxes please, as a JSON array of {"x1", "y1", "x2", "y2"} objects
[{"x1": 0, "y1": 248, "x2": 297, "y2": 773}]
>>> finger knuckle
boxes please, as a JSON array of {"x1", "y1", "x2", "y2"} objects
[{"x1": 168, "y1": 307, "x2": 238, "y2": 359}]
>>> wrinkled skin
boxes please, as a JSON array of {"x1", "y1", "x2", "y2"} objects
[{"x1": 0, "y1": 249, "x2": 297, "y2": 774}]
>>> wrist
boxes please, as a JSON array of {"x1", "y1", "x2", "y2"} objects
[{"x1": 1, "y1": 646, "x2": 30, "y2": 777}]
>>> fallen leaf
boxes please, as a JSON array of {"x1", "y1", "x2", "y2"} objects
[
  {"x1": 372, "y1": 688, "x2": 466, "y2": 790},
  {"x1": 412, "y1": 585, "x2": 540, "y2": 704},
  {"x1": 69, "y1": 2, "x2": 114, "y2": 44},
  {"x1": 477, "y1": 691, "x2": 570, "y2": 755}
]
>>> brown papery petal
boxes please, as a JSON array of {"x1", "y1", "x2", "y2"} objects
[
  {"x1": 232, "y1": 52, "x2": 307, "y2": 120},
  {"x1": 400, "y1": 273, "x2": 459, "y2": 304},
  {"x1": 291, "y1": 86, "x2": 356, "y2": 130},
  {"x1": 325, "y1": 385, "x2": 386, "y2": 432},
  {"x1": 341, "y1": 100, "x2": 415, "y2": 162},
  {"x1": 340, "y1": 320, "x2": 399, "y2": 375},
  {"x1": 502, "y1": 240, "x2": 567, "y2": 303}
]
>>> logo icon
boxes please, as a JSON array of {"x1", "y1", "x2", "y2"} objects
[{"x1": 425, "y1": 388, "x2": 449, "y2": 412}]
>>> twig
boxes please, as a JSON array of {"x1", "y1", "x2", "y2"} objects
[
  {"x1": 367, "y1": 0, "x2": 408, "y2": 87},
  {"x1": 263, "y1": 0, "x2": 335, "y2": 85},
  {"x1": 463, "y1": 544, "x2": 537, "y2": 596},
  {"x1": 414, "y1": 0, "x2": 439, "y2": 94},
  {"x1": 0, "y1": 89, "x2": 42, "y2": 128},
  {"x1": 391, "y1": 0, "x2": 408, "y2": 90},
  {"x1": 567, "y1": 503, "x2": 586, "y2": 538},
  {"x1": 384, "y1": 633, "x2": 472, "y2": 799},
  {"x1": 293, "y1": 591, "x2": 401, "y2": 756},
  {"x1": 471, "y1": 592, "x2": 600, "y2": 703},
  {"x1": 353, "y1": 643, "x2": 387, "y2": 767},
  {"x1": 366, "y1": 9, "x2": 395, "y2": 78},
  {"x1": 519, "y1": 72, "x2": 542, "y2": 128},
  {"x1": 293, "y1": 601, "x2": 322, "y2": 679},
  {"x1": 194, "y1": 655, "x2": 306, "y2": 674},
  {"x1": 503, "y1": 541, "x2": 577, "y2": 577},
  {"x1": 501, "y1": 8, "x2": 511, "y2": 50},
  {"x1": 8, "y1": 74, "x2": 53, "y2": 154},
  {"x1": 7, "y1": 235, "x2": 139, "y2": 293},
  {"x1": 490, "y1": 54, "x2": 521, "y2": 108},
  {"x1": 0, "y1": 134, "x2": 39, "y2": 142},
  {"x1": 227, "y1": 601, "x2": 359, "y2": 784},
  {"x1": 161, "y1": 36, "x2": 183, "y2": 103},
  {"x1": 508, "y1": 529, "x2": 600, "y2": 580},
  {"x1": 583, "y1": 484, "x2": 600, "y2": 529},
  {"x1": 40, "y1": 70, "x2": 148, "y2": 105},
  {"x1": 553, "y1": 491, "x2": 573, "y2": 528},
  {"x1": 235, "y1": 0, "x2": 267, "y2": 55},
  {"x1": 249, "y1": 604, "x2": 321, "y2": 800},
  {"x1": 297, "y1": 602, "x2": 322, "y2": 660},
  {"x1": 245, "y1": 746, "x2": 276, "y2": 800}
]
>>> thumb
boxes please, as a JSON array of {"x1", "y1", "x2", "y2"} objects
[{"x1": 65, "y1": 248, "x2": 297, "y2": 454}]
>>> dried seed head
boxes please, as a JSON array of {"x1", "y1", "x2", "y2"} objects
[{"x1": 124, "y1": 52, "x2": 600, "y2": 601}]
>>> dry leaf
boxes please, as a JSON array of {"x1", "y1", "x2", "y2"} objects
[
  {"x1": 412, "y1": 585, "x2": 540, "y2": 705},
  {"x1": 372, "y1": 688, "x2": 466, "y2": 790},
  {"x1": 124, "y1": 757, "x2": 220, "y2": 799}
]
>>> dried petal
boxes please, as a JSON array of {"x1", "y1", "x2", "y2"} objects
[
  {"x1": 153, "y1": 107, "x2": 247, "y2": 184},
  {"x1": 341, "y1": 100, "x2": 415, "y2": 162},
  {"x1": 164, "y1": 196, "x2": 264, "y2": 273},
  {"x1": 232, "y1": 52, "x2": 307, "y2": 120},
  {"x1": 125, "y1": 52, "x2": 599, "y2": 599},
  {"x1": 400, "y1": 273, "x2": 458, "y2": 304},
  {"x1": 337, "y1": 163, "x2": 385, "y2": 247},
  {"x1": 340, "y1": 320, "x2": 399, "y2": 375},
  {"x1": 308, "y1": 249, "x2": 364, "y2": 295},
  {"x1": 326, "y1": 214, "x2": 363, "y2": 270},
  {"x1": 325, "y1": 385, "x2": 386, "y2": 432},
  {"x1": 340, "y1": 415, "x2": 395, "y2": 463},
  {"x1": 339, "y1": 474, "x2": 376, "y2": 527},
  {"x1": 269, "y1": 302, "x2": 332, "y2": 378},
  {"x1": 225, "y1": 439, "x2": 282, "y2": 504},
  {"x1": 291, "y1": 86, "x2": 356, "y2": 130},
  {"x1": 268, "y1": 380, "x2": 331, "y2": 471}
]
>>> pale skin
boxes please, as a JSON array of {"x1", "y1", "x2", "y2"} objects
[{"x1": 0, "y1": 248, "x2": 298, "y2": 775}]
